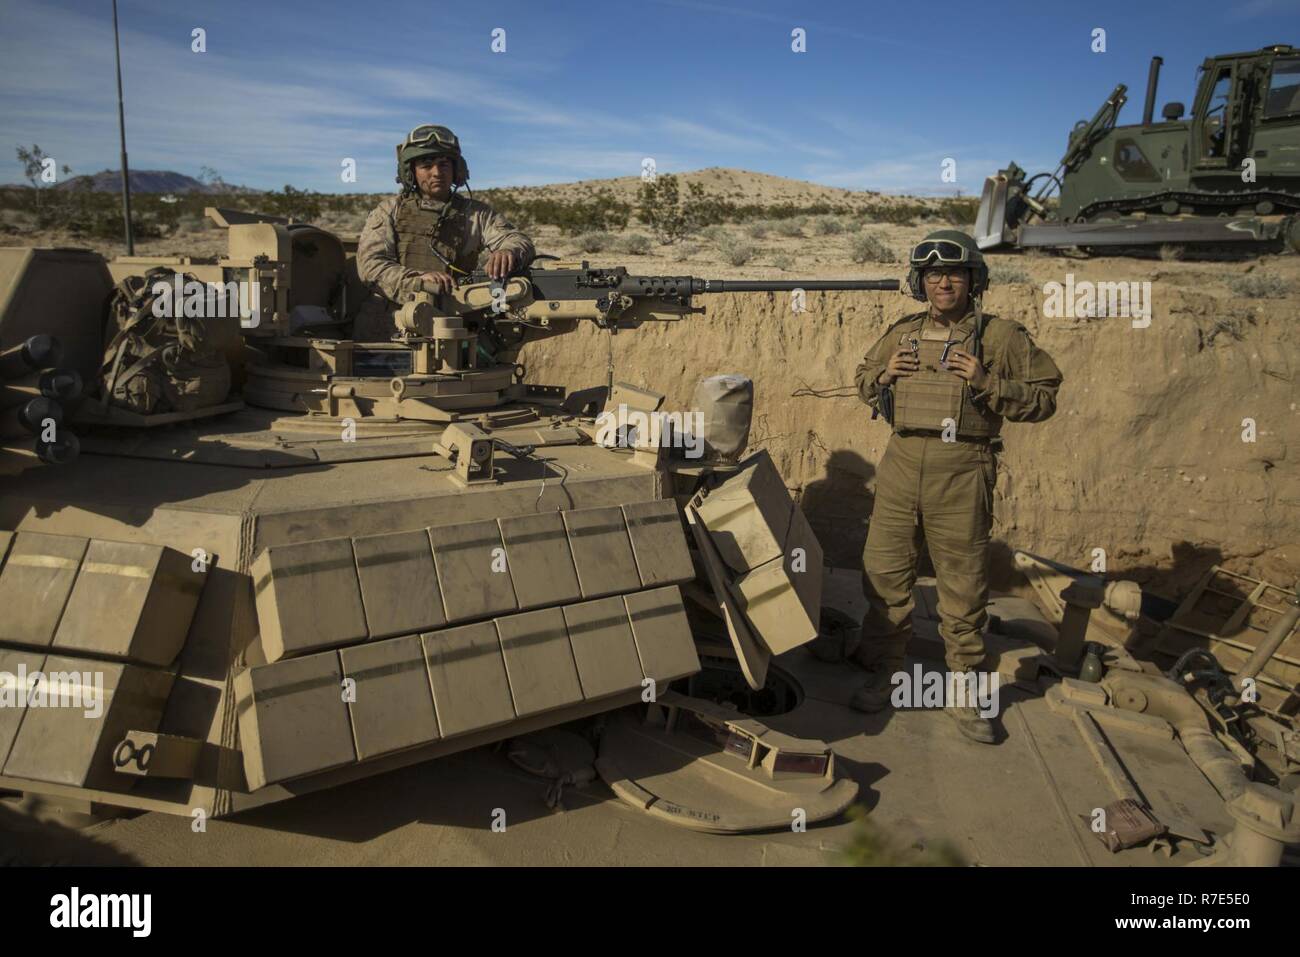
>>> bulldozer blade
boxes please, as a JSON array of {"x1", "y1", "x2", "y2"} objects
[{"x1": 974, "y1": 174, "x2": 1011, "y2": 250}]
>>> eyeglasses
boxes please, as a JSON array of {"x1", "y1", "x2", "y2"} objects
[
  {"x1": 910, "y1": 239, "x2": 971, "y2": 267},
  {"x1": 923, "y1": 267, "x2": 969, "y2": 284}
]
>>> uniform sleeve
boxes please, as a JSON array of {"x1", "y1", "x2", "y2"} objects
[
  {"x1": 473, "y1": 205, "x2": 535, "y2": 265},
  {"x1": 854, "y1": 325, "x2": 903, "y2": 410},
  {"x1": 971, "y1": 323, "x2": 1062, "y2": 422},
  {"x1": 356, "y1": 200, "x2": 423, "y2": 300}
]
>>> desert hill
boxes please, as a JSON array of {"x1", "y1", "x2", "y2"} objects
[
  {"x1": 488, "y1": 166, "x2": 944, "y2": 210},
  {"x1": 52, "y1": 169, "x2": 254, "y2": 194}
]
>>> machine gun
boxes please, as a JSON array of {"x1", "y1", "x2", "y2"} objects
[
  {"x1": 391, "y1": 261, "x2": 900, "y2": 358},
  {"x1": 247, "y1": 256, "x2": 901, "y2": 419}
]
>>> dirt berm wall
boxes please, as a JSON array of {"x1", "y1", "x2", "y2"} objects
[{"x1": 520, "y1": 268, "x2": 1297, "y2": 600}]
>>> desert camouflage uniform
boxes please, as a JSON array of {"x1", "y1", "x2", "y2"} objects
[
  {"x1": 854, "y1": 308, "x2": 1062, "y2": 673},
  {"x1": 352, "y1": 193, "x2": 534, "y2": 340}
]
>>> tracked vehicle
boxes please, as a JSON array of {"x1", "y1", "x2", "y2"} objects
[
  {"x1": 975, "y1": 45, "x2": 1300, "y2": 255},
  {"x1": 0, "y1": 210, "x2": 895, "y2": 831}
]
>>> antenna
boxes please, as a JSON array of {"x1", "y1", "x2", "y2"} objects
[{"x1": 112, "y1": 0, "x2": 134, "y2": 254}]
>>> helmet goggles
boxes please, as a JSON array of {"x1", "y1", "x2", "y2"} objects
[
  {"x1": 404, "y1": 125, "x2": 459, "y2": 155},
  {"x1": 909, "y1": 239, "x2": 972, "y2": 268}
]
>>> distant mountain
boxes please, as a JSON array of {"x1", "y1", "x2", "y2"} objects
[{"x1": 53, "y1": 169, "x2": 256, "y2": 194}]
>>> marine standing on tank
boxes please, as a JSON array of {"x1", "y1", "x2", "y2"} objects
[
  {"x1": 354, "y1": 124, "x2": 536, "y2": 340},
  {"x1": 851, "y1": 229, "x2": 1062, "y2": 743}
]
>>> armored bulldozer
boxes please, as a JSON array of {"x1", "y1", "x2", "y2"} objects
[
  {"x1": 975, "y1": 45, "x2": 1300, "y2": 255},
  {"x1": 0, "y1": 209, "x2": 895, "y2": 831}
]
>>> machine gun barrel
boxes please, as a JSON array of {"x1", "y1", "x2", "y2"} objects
[{"x1": 689, "y1": 278, "x2": 899, "y2": 293}]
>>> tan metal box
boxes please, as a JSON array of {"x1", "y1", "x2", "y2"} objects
[
  {"x1": 498, "y1": 512, "x2": 581, "y2": 610},
  {"x1": 563, "y1": 596, "x2": 645, "y2": 700},
  {"x1": 623, "y1": 499, "x2": 694, "y2": 588},
  {"x1": 422, "y1": 621, "x2": 515, "y2": 738},
  {"x1": 235, "y1": 650, "x2": 356, "y2": 791},
  {"x1": 734, "y1": 507, "x2": 823, "y2": 657},
  {"x1": 496, "y1": 606, "x2": 583, "y2": 717},
  {"x1": 3, "y1": 655, "x2": 175, "y2": 791},
  {"x1": 428, "y1": 519, "x2": 518, "y2": 623},
  {"x1": 340, "y1": 634, "x2": 439, "y2": 761},
  {"x1": 624, "y1": 586, "x2": 701, "y2": 685},
  {"x1": 53, "y1": 540, "x2": 204, "y2": 665},
  {"x1": 253, "y1": 538, "x2": 368, "y2": 662},
  {"x1": 352, "y1": 528, "x2": 445, "y2": 639},
  {"x1": 0, "y1": 531, "x2": 88, "y2": 649},
  {"x1": 693, "y1": 452, "x2": 793, "y2": 574},
  {"x1": 0, "y1": 648, "x2": 44, "y2": 770},
  {"x1": 563, "y1": 506, "x2": 641, "y2": 598}
]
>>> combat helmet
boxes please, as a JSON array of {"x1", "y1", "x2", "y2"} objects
[
  {"x1": 906, "y1": 228, "x2": 989, "y2": 302},
  {"x1": 395, "y1": 124, "x2": 470, "y2": 192}
]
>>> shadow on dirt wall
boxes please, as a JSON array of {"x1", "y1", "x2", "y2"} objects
[{"x1": 799, "y1": 448, "x2": 1228, "y2": 605}]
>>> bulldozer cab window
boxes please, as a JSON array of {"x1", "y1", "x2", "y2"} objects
[
  {"x1": 1113, "y1": 138, "x2": 1161, "y2": 182},
  {"x1": 1202, "y1": 67, "x2": 1233, "y2": 158},
  {"x1": 1264, "y1": 57, "x2": 1300, "y2": 117}
]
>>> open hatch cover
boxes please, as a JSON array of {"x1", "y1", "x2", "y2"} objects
[{"x1": 595, "y1": 690, "x2": 858, "y2": 833}]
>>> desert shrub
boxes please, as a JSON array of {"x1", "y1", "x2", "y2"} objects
[
  {"x1": 636, "y1": 174, "x2": 729, "y2": 242},
  {"x1": 935, "y1": 197, "x2": 980, "y2": 225},
  {"x1": 773, "y1": 217, "x2": 805, "y2": 238},
  {"x1": 576, "y1": 230, "x2": 615, "y2": 253},
  {"x1": 859, "y1": 201, "x2": 931, "y2": 225},
  {"x1": 850, "y1": 233, "x2": 897, "y2": 264},
  {"x1": 673, "y1": 242, "x2": 702, "y2": 262},
  {"x1": 1227, "y1": 275, "x2": 1289, "y2": 298},
  {"x1": 700, "y1": 224, "x2": 730, "y2": 244},
  {"x1": 477, "y1": 187, "x2": 629, "y2": 235},
  {"x1": 746, "y1": 220, "x2": 770, "y2": 239},
  {"x1": 261, "y1": 184, "x2": 323, "y2": 222},
  {"x1": 618, "y1": 232, "x2": 653, "y2": 255},
  {"x1": 771, "y1": 253, "x2": 794, "y2": 271},
  {"x1": 812, "y1": 216, "x2": 844, "y2": 235},
  {"x1": 839, "y1": 806, "x2": 965, "y2": 866},
  {"x1": 989, "y1": 264, "x2": 1030, "y2": 284},
  {"x1": 718, "y1": 235, "x2": 755, "y2": 266}
]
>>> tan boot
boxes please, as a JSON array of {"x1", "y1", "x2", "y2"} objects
[
  {"x1": 850, "y1": 658, "x2": 904, "y2": 714},
  {"x1": 946, "y1": 703, "x2": 996, "y2": 744}
]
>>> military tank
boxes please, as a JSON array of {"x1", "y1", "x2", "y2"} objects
[
  {"x1": 975, "y1": 45, "x2": 1300, "y2": 256},
  {"x1": 0, "y1": 209, "x2": 899, "y2": 832}
]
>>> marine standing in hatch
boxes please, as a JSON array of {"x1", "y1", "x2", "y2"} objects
[
  {"x1": 353, "y1": 124, "x2": 536, "y2": 341},
  {"x1": 851, "y1": 230, "x2": 1062, "y2": 743}
]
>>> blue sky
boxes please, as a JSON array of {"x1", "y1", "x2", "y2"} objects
[{"x1": 1, "y1": 0, "x2": 1296, "y2": 195}]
